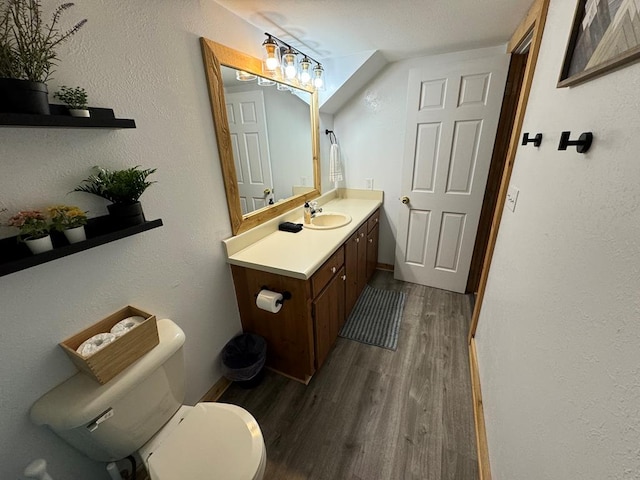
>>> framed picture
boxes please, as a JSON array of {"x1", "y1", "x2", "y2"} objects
[{"x1": 558, "y1": 0, "x2": 640, "y2": 87}]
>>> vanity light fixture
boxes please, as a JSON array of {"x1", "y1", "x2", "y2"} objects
[
  {"x1": 298, "y1": 56, "x2": 312, "y2": 86},
  {"x1": 236, "y1": 70, "x2": 257, "y2": 82},
  {"x1": 313, "y1": 64, "x2": 325, "y2": 90},
  {"x1": 257, "y1": 76, "x2": 276, "y2": 87},
  {"x1": 282, "y1": 46, "x2": 298, "y2": 80},
  {"x1": 261, "y1": 32, "x2": 326, "y2": 90},
  {"x1": 262, "y1": 34, "x2": 281, "y2": 73}
]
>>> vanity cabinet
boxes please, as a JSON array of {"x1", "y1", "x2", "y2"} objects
[
  {"x1": 345, "y1": 224, "x2": 367, "y2": 318},
  {"x1": 366, "y1": 209, "x2": 380, "y2": 281},
  {"x1": 313, "y1": 265, "x2": 345, "y2": 369},
  {"x1": 229, "y1": 208, "x2": 380, "y2": 382}
]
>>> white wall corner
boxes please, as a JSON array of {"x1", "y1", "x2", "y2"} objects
[{"x1": 319, "y1": 50, "x2": 389, "y2": 114}]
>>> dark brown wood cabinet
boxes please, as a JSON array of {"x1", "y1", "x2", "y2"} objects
[
  {"x1": 344, "y1": 224, "x2": 367, "y2": 319},
  {"x1": 230, "y1": 208, "x2": 380, "y2": 382},
  {"x1": 312, "y1": 265, "x2": 345, "y2": 369}
]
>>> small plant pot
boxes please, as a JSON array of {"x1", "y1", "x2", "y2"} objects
[
  {"x1": 63, "y1": 226, "x2": 87, "y2": 244},
  {"x1": 107, "y1": 201, "x2": 146, "y2": 227},
  {"x1": 25, "y1": 235, "x2": 54, "y2": 254},
  {"x1": 0, "y1": 79, "x2": 50, "y2": 115},
  {"x1": 69, "y1": 108, "x2": 90, "y2": 117}
]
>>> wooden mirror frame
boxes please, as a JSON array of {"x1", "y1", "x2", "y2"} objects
[{"x1": 200, "y1": 38, "x2": 321, "y2": 235}]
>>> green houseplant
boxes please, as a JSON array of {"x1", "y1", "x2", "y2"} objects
[
  {"x1": 53, "y1": 85, "x2": 88, "y2": 117},
  {"x1": 0, "y1": 0, "x2": 87, "y2": 114},
  {"x1": 73, "y1": 166, "x2": 157, "y2": 226}
]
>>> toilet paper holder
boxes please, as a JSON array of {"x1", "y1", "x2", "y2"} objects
[{"x1": 256, "y1": 286, "x2": 291, "y2": 306}]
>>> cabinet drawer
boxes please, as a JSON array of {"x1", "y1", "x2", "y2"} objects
[
  {"x1": 367, "y1": 209, "x2": 380, "y2": 232},
  {"x1": 311, "y1": 247, "x2": 345, "y2": 298}
]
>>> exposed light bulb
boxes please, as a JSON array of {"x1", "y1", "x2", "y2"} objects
[
  {"x1": 313, "y1": 64, "x2": 325, "y2": 90},
  {"x1": 299, "y1": 57, "x2": 311, "y2": 85},
  {"x1": 282, "y1": 49, "x2": 297, "y2": 80},
  {"x1": 262, "y1": 36, "x2": 280, "y2": 71}
]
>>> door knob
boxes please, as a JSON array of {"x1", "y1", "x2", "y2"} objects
[{"x1": 401, "y1": 196, "x2": 410, "y2": 204}]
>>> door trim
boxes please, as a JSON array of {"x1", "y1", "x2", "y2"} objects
[
  {"x1": 468, "y1": 1, "x2": 551, "y2": 479},
  {"x1": 469, "y1": 0, "x2": 550, "y2": 342}
]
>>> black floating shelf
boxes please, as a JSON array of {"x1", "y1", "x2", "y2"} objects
[
  {"x1": 0, "y1": 216, "x2": 162, "y2": 277},
  {"x1": 0, "y1": 105, "x2": 135, "y2": 129}
]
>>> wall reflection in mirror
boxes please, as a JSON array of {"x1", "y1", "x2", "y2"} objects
[{"x1": 221, "y1": 66, "x2": 314, "y2": 215}]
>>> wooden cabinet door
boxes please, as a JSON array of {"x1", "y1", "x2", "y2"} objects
[
  {"x1": 312, "y1": 266, "x2": 345, "y2": 369},
  {"x1": 356, "y1": 224, "x2": 367, "y2": 296},
  {"x1": 366, "y1": 223, "x2": 379, "y2": 281},
  {"x1": 343, "y1": 228, "x2": 366, "y2": 323}
]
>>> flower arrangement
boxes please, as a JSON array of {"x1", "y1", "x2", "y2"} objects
[
  {"x1": 7, "y1": 210, "x2": 50, "y2": 239},
  {"x1": 54, "y1": 85, "x2": 88, "y2": 110},
  {"x1": 47, "y1": 204, "x2": 87, "y2": 230}
]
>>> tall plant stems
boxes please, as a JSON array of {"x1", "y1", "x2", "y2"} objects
[{"x1": 0, "y1": 0, "x2": 86, "y2": 82}]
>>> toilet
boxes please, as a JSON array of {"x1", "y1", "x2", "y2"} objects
[{"x1": 30, "y1": 318, "x2": 266, "y2": 480}]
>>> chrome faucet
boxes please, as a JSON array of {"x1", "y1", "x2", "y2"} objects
[{"x1": 309, "y1": 201, "x2": 322, "y2": 217}]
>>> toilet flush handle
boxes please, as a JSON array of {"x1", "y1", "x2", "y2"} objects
[{"x1": 87, "y1": 407, "x2": 114, "y2": 432}]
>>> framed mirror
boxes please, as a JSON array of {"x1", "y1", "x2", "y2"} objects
[{"x1": 200, "y1": 38, "x2": 321, "y2": 235}]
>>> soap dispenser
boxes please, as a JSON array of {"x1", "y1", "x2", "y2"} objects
[{"x1": 303, "y1": 202, "x2": 311, "y2": 224}]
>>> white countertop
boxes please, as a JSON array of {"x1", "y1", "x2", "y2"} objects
[{"x1": 223, "y1": 189, "x2": 383, "y2": 279}]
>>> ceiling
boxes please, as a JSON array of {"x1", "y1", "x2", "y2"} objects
[{"x1": 213, "y1": 0, "x2": 534, "y2": 61}]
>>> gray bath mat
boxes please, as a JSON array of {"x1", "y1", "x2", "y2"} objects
[{"x1": 339, "y1": 285, "x2": 406, "y2": 350}]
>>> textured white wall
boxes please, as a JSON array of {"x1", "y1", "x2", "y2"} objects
[
  {"x1": 475, "y1": 0, "x2": 640, "y2": 478},
  {"x1": 333, "y1": 45, "x2": 507, "y2": 265},
  {"x1": 0, "y1": 1, "x2": 264, "y2": 478}
]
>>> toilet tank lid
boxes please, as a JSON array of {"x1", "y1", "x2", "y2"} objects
[{"x1": 30, "y1": 318, "x2": 185, "y2": 431}]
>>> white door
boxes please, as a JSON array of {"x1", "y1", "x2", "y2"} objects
[
  {"x1": 225, "y1": 90, "x2": 274, "y2": 214},
  {"x1": 394, "y1": 54, "x2": 510, "y2": 293}
]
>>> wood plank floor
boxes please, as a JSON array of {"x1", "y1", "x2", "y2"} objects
[{"x1": 219, "y1": 270, "x2": 478, "y2": 480}]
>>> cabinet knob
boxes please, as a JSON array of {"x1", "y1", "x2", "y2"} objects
[
  {"x1": 369, "y1": 238, "x2": 373, "y2": 243},
  {"x1": 375, "y1": 217, "x2": 378, "y2": 223},
  {"x1": 360, "y1": 232, "x2": 365, "y2": 238},
  {"x1": 355, "y1": 237, "x2": 360, "y2": 243},
  {"x1": 331, "y1": 266, "x2": 336, "y2": 273},
  {"x1": 342, "y1": 275, "x2": 346, "y2": 281}
]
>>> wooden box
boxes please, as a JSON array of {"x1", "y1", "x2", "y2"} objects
[{"x1": 59, "y1": 305, "x2": 159, "y2": 384}]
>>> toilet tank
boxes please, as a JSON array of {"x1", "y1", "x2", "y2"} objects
[{"x1": 30, "y1": 318, "x2": 186, "y2": 462}]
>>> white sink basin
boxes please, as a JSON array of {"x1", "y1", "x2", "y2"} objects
[{"x1": 304, "y1": 212, "x2": 352, "y2": 230}]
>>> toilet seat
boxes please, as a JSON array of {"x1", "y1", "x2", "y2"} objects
[{"x1": 142, "y1": 402, "x2": 266, "y2": 480}]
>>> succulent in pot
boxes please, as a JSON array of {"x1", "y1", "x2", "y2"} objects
[
  {"x1": 73, "y1": 166, "x2": 157, "y2": 227},
  {"x1": 0, "y1": 0, "x2": 87, "y2": 114},
  {"x1": 53, "y1": 85, "x2": 89, "y2": 117}
]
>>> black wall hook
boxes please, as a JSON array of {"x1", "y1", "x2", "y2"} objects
[
  {"x1": 558, "y1": 131, "x2": 593, "y2": 153},
  {"x1": 325, "y1": 129, "x2": 337, "y2": 145},
  {"x1": 522, "y1": 133, "x2": 543, "y2": 147}
]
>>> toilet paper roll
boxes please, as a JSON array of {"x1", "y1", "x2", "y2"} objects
[
  {"x1": 256, "y1": 289, "x2": 283, "y2": 313},
  {"x1": 76, "y1": 332, "x2": 117, "y2": 358},
  {"x1": 110, "y1": 315, "x2": 145, "y2": 338}
]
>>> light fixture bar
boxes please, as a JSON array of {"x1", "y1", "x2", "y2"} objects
[{"x1": 264, "y1": 32, "x2": 323, "y2": 67}]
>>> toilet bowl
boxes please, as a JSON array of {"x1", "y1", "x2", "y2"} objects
[
  {"x1": 140, "y1": 403, "x2": 266, "y2": 480},
  {"x1": 30, "y1": 319, "x2": 266, "y2": 480}
]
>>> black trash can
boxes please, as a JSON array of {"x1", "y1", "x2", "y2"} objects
[{"x1": 221, "y1": 333, "x2": 267, "y2": 388}]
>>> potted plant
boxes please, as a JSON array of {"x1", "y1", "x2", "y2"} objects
[
  {"x1": 47, "y1": 204, "x2": 87, "y2": 243},
  {"x1": 0, "y1": 0, "x2": 87, "y2": 115},
  {"x1": 7, "y1": 209, "x2": 53, "y2": 253},
  {"x1": 53, "y1": 85, "x2": 88, "y2": 117},
  {"x1": 73, "y1": 166, "x2": 157, "y2": 227}
]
